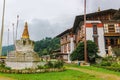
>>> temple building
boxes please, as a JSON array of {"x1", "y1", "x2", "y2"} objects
[
  {"x1": 6, "y1": 22, "x2": 40, "y2": 69},
  {"x1": 56, "y1": 28, "x2": 75, "y2": 62},
  {"x1": 57, "y1": 8, "x2": 120, "y2": 62}
]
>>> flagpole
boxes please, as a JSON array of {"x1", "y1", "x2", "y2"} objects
[
  {"x1": 0, "y1": 0, "x2": 6, "y2": 56},
  {"x1": 84, "y1": 0, "x2": 87, "y2": 62},
  {"x1": 12, "y1": 23, "x2": 15, "y2": 50},
  {"x1": 7, "y1": 28, "x2": 9, "y2": 55},
  {"x1": 16, "y1": 15, "x2": 19, "y2": 40},
  {"x1": 15, "y1": 15, "x2": 19, "y2": 51}
]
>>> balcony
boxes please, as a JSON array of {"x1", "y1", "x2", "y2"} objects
[
  {"x1": 104, "y1": 33, "x2": 120, "y2": 36},
  {"x1": 61, "y1": 40, "x2": 70, "y2": 45}
]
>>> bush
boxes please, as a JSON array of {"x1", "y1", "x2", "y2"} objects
[
  {"x1": 111, "y1": 63, "x2": 120, "y2": 67},
  {"x1": 113, "y1": 47, "x2": 120, "y2": 57},
  {"x1": 70, "y1": 40, "x2": 98, "y2": 63},
  {"x1": 0, "y1": 64, "x2": 5, "y2": 68},
  {"x1": 53, "y1": 61, "x2": 64, "y2": 68},
  {"x1": 48, "y1": 61, "x2": 54, "y2": 68},
  {"x1": 0, "y1": 63, "x2": 11, "y2": 70},
  {"x1": 44, "y1": 60, "x2": 64, "y2": 69},
  {"x1": 44, "y1": 61, "x2": 53, "y2": 68},
  {"x1": 105, "y1": 66, "x2": 120, "y2": 72},
  {"x1": 94, "y1": 56, "x2": 120, "y2": 72},
  {"x1": 37, "y1": 65, "x2": 44, "y2": 69},
  {"x1": 4, "y1": 66, "x2": 11, "y2": 70},
  {"x1": 100, "y1": 61, "x2": 111, "y2": 66}
]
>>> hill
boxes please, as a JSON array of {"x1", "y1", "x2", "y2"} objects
[{"x1": 2, "y1": 45, "x2": 14, "y2": 56}]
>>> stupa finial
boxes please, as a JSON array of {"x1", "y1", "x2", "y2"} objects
[
  {"x1": 98, "y1": 7, "x2": 101, "y2": 12},
  {"x1": 22, "y1": 22, "x2": 29, "y2": 39}
]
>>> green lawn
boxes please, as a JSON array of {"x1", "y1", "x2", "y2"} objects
[
  {"x1": 1, "y1": 63, "x2": 120, "y2": 80},
  {"x1": 0, "y1": 69, "x2": 103, "y2": 80},
  {"x1": 65, "y1": 64, "x2": 120, "y2": 76}
]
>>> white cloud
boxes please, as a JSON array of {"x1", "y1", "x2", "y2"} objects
[{"x1": 0, "y1": 0, "x2": 119, "y2": 46}]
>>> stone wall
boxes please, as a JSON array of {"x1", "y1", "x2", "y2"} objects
[
  {"x1": 16, "y1": 39, "x2": 34, "y2": 51},
  {"x1": 6, "y1": 61, "x2": 46, "y2": 69}
]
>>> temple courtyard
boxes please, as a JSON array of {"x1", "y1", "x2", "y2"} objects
[{"x1": 0, "y1": 64, "x2": 120, "y2": 80}]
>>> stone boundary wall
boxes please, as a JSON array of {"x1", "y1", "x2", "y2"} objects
[{"x1": 0, "y1": 68, "x2": 65, "y2": 74}]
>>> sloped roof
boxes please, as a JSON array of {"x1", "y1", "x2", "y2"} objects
[
  {"x1": 73, "y1": 9, "x2": 118, "y2": 33},
  {"x1": 112, "y1": 9, "x2": 120, "y2": 20},
  {"x1": 56, "y1": 28, "x2": 72, "y2": 37},
  {"x1": 86, "y1": 9, "x2": 117, "y2": 17}
]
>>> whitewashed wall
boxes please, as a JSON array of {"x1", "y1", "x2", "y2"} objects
[{"x1": 86, "y1": 27, "x2": 106, "y2": 57}]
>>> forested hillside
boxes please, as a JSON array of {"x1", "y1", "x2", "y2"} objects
[
  {"x1": 2, "y1": 37, "x2": 60, "y2": 56},
  {"x1": 34, "y1": 37, "x2": 60, "y2": 56},
  {"x1": 2, "y1": 45, "x2": 14, "y2": 56}
]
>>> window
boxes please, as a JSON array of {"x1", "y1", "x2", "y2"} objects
[
  {"x1": 68, "y1": 43, "x2": 70, "y2": 51},
  {"x1": 115, "y1": 26, "x2": 120, "y2": 33},
  {"x1": 104, "y1": 24, "x2": 108, "y2": 33},
  {"x1": 118, "y1": 39, "x2": 120, "y2": 44},
  {"x1": 67, "y1": 35, "x2": 69, "y2": 41},
  {"x1": 66, "y1": 36, "x2": 67, "y2": 41},
  {"x1": 110, "y1": 39, "x2": 114, "y2": 45},
  {"x1": 108, "y1": 24, "x2": 115, "y2": 33},
  {"x1": 61, "y1": 37, "x2": 63, "y2": 44},
  {"x1": 105, "y1": 39, "x2": 108, "y2": 45},
  {"x1": 23, "y1": 40, "x2": 26, "y2": 45},
  {"x1": 93, "y1": 25, "x2": 98, "y2": 46},
  {"x1": 93, "y1": 25, "x2": 98, "y2": 34}
]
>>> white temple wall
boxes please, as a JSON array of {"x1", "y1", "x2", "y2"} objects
[{"x1": 86, "y1": 27, "x2": 106, "y2": 57}]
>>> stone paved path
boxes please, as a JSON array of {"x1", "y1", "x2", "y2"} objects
[{"x1": 68, "y1": 67, "x2": 120, "y2": 80}]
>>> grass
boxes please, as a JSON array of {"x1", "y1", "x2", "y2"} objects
[
  {"x1": 0, "y1": 69, "x2": 103, "y2": 80},
  {"x1": 1, "y1": 63, "x2": 120, "y2": 80},
  {"x1": 65, "y1": 63, "x2": 120, "y2": 76}
]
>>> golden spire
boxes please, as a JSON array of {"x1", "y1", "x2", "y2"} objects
[
  {"x1": 98, "y1": 7, "x2": 101, "y2": 12},
  {"x1": 22, "y1": 22, "x2": 29, "y2": 39}
]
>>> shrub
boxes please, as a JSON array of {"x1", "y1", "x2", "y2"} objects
[
  {"x1": 70, "y1": 40, "x2": 98, "y2": 63},
  {"x1": 111, "y1": 63, "x2": 120, "y2": 67},
  {"x1": 53, "y1": 60, "x2": 64, "y2": 68},
  {"x1": 37, "y1": 65, "x2": 44, "y2": 69},
  {"x1": 100, "y1": 61, "x2": 111, "y2": 66},
  {"x1": 0, "y1": 63, "x2": 11, "y2": 70},
  {"x1": 105, "y1": 66, "x2": 120, "y2": 72},
  {"x1": 113, "y1": 47, "x2": 120, "y2": 57},
  {"x1": 48, "y1": 61, "x2": 54, "y2": 68},
  {"x1": 0, "y1": 63, "x2": 5, "y2": 68},
  {"x1": 4, "y1": 66, "x2": 11, "y2": 70},
  {"x1": 45, "y1": 61, "x2": 54, "y2": 68},
  {"x1": 44, "y1": 60, "x2": 64, "y2": 69}
]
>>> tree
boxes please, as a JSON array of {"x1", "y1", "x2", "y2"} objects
[
  {"x1": 34, "y1": 37, "x2": 60, "y2": 56},
  {"x1": 113, "y1": 47, "x2": 120, "y2": 57},
  {"x1": 70, "y1": 40, "x2": 98, "y2": 63}
]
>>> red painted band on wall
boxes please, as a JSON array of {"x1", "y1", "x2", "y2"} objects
[{"x1": 85, "y1": 23, "x2": 103, "y2": 28}]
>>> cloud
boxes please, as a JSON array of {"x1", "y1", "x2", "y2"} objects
[
  {"x1": 0, "y1": 0, "x2": 120, "y2": 46},
  {"x1": 28, "y1": 14, "x2": 75, "y2": 41},
  {"x1": 86, "y1": 0, "x2": 120, "y2": 13},
  {"x1": 3, "y1": 14, "x2": 74, "y2": 46}
]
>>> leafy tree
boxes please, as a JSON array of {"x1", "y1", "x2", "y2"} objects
[
  {"x1": 113, "y1": 47, "x2": 120, "y2": 57},
  {"x1": 34, "y1": 37, "x2": 60, "y2": 56},
  {"x1": 70, "y1": 40, "x2": 98, "y2": 63}
]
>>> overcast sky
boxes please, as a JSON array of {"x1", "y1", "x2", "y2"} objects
[{"x1": 0, "y1": 0, "x2": 120, "y2": 46}]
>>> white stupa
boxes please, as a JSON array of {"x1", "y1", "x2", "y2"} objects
[{"x1": 6, "y1": 22, "x2": 40, "y2": 69}]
